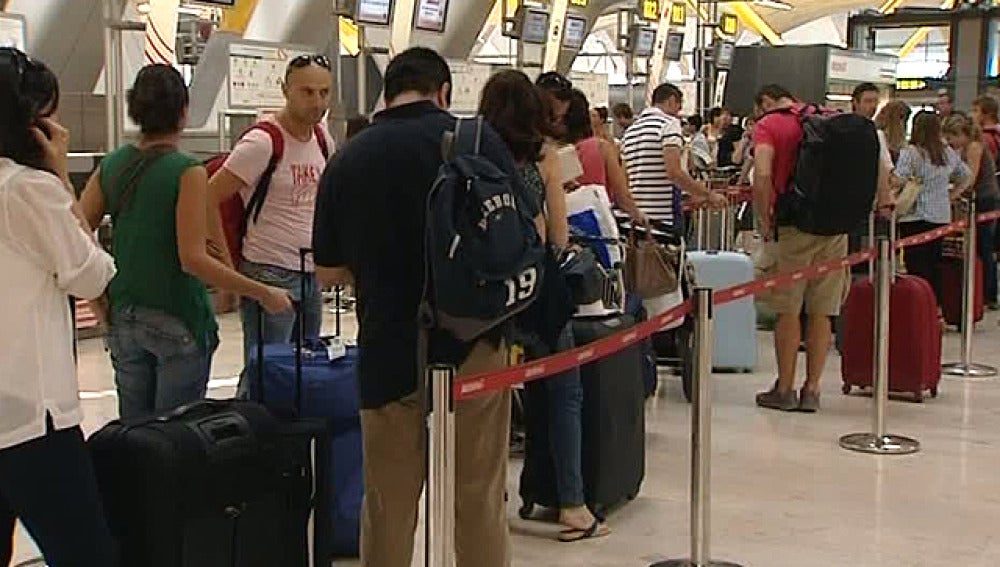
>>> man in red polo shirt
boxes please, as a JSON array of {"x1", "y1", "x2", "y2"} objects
[{"x1": 752, "y1": 84, "x2": 891, "y2": 413}]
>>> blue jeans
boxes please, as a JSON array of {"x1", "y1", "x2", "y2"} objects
[
  {"x1": 238, "y1": 261, "x2": 322, "y2": 395},
  {"x1": 543, "y1": 325, "x2": 585, "y2": 508},
  {"x1": 108, "y1": 306, "x2": 219, "y2": 420},
  {"x1": 977, "y1": 220, "x2": 998, "y2": 304}
]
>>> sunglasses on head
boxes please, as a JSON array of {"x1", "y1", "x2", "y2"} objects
[
  {"x1": 288, "y1": 54, "x2": 331, "y2": 72},
  {"x1": 536, "y1": 72, "x2": 572, "y2": 93}
]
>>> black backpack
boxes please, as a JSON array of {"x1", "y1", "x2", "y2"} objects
[
  {"x1": 420, "y1": 118, "x2": 546, "y2": 342},
  {"x1": 778, "y1": 104, "x2": 880, "y2": 236}
]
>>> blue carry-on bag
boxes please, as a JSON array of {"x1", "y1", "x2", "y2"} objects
[{"x1": 245, "y1": 249, "x2": 363, "y2": 558}]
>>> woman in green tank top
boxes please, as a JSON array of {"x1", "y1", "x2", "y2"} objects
[{"x1": 79, "y1": 65, "x2": 293, "y2": 420}]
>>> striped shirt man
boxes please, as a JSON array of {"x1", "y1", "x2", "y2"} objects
[{"x1": 621, "y1": 107, "x2": 686, "y2": 229}]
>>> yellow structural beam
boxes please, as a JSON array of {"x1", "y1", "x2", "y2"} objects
[
  {"x1": 898, "y1": 0, "x2": 955, "y2": 59},
  {"x1": 730, "y1": 2, "x2": 783, "y2": 46},
  {"x1": 340, "y1": 17, "x2": 359, "y2": 56},
  {"x1": 219, "y1": 0, "x2": 260, "y2": 34},
  {"x1": 878, "y1": 0, "x2": 907, "y2": 14}
]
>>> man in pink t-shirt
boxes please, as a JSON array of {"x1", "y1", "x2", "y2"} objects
[{"x1": 208, "y1": 55, "x2": 334, "y2": 387}]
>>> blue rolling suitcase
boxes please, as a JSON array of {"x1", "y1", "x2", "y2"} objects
[
  {"x1": 687, "y1": 250, "x2": 757, "y2": 372},
  {"x1": 246, "y1": 343, "x2": 363, "y2": 558}
]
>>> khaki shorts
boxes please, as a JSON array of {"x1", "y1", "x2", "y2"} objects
[{"x1": 770, "y1": 227, "x2": 849, "y2": 316}]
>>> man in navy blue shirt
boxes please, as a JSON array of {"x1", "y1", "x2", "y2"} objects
[{"x1": 313, "y1": 48, "x2": 539, "y2": 567}]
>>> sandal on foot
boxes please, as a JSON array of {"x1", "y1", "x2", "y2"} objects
[{"x1": 558, "y1": 519, "x2": 610, "y2": 542}]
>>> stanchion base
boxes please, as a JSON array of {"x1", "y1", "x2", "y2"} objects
[
  {"x1": 651, "y1": 560, "x2": 743, "y2": 567},
  {"x1": 941, "y1": 362, "x2": 999, "y2": 378},
  {"x1": 839, "y1": 433, "x2": 920, "y2": 455}
]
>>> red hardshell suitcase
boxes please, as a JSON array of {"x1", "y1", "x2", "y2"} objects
[
  {"x1": 940, "y1": 257, "x2": 984, "y2": 327},
  {"x1": 840, "y1": 274, "x2": 941, "y2": 402}
]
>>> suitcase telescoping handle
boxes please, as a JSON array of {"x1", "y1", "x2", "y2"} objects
[{"x1": 254, "y1": 249, "x2": 310, "y2": 417}]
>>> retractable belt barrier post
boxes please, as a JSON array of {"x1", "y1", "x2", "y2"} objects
[
  {"x1": 654, "y1": 288, "x2": 742, "y2": 567},
  {"x1": 839, "y1": 235, "x2": 921, "y2": 456},
  {"x1": 426, "y1": 365, "x2": 457, "y2": 567},
  {"x1": 942, "y1": 199, "x2": 998, "y2": 379}
]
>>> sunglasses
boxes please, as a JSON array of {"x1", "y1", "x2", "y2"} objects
[
  {"x1": 288, "y1": 54, "x2": 331, "y2": 72},
  {"x1": 536, "y1": 72, "x2": 572, "y2": 93}
]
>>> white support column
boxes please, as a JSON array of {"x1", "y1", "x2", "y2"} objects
[
  {"x1": 646, "y1": 3, "x2": 673, "y2": 105},
  {"x1": 390, "y1": 0, "x2": 418, "y2": 56},
  {"x1": 542, "y1": 0, "x2": 569, "y2": 72},
  {"x1": 143, "y1": 0, "x2": 180, "y2": 65}
]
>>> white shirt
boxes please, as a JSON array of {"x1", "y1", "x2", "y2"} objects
[
  {"x1": 0, "y1": 159, "x2": 116, "y2": 450},
  {"x1": 621, "y1": 107, "x2": 685, "y2": 227}
]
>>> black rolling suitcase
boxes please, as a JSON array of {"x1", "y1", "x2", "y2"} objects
[
  {"x1": 518, "y1": 313, "x2": 646, "y2": 519},
  {"x1": 88, "y1": 400, "x2": 328, "y2": 567},
  {"x1": 89, "y1": 252, "x2": 333, "y2": 567}
]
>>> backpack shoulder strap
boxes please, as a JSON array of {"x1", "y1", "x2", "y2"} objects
[
  {"x1": 313, "y1": 124, "x2": 331, "y2": 160},
  {"x1": 244, "y1": 121, "x2": 285, "y2": 223}
]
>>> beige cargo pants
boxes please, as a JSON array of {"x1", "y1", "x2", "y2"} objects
[{"x1": 359, "y1": 339, "x2": 512, "y2": 567}]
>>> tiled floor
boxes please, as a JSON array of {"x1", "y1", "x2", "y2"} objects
[{"x1": 12, "y1": 307, "x2": 1000, "y2": 566}]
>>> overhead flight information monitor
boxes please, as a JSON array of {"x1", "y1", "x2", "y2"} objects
[
  {"x1": 357, "y1": 0, "x2": 393, "y2": 26},
  {"x1": 631, "y1": 27, "x2": 656, "y2": 57},
  {"x1": 563, "y1": 15, "x2": 587, "y2": 49},
  {"x1": 666, "y1": 31, "x2": 684, "y2": 61},
  {"x1": 415, "y1": 0, "x2": 449, "y2": 32},
  {"x1": 521, "y1": 8, "x2": 550, "y2": 45}
]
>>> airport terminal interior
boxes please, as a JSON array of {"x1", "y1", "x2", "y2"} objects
[{"x1": 5, "y1": 0, "x2": 1000, "y2": 565}]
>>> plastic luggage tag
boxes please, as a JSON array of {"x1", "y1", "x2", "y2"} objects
[{"x1": 326, "y1": 337, "x2": 348, "y2": 362}]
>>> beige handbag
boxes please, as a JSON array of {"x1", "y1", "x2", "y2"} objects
[
  {"x1": 895, "y1": 176, "x2": 923, "y2": 217},
  {"x1": 624, "y1": 231, "x2": 680, "y2": 299}
]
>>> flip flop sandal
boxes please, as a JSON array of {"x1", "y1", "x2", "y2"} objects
[{"x1": 558, "y1": 519, "x2": 610, "y2": 543}]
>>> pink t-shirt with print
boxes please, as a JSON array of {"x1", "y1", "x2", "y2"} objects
[{"x1": 222, "y1": 117, "x2": 334, "y2": 272}]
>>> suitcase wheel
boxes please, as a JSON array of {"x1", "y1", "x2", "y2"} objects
[
  {"x1": 914, "y1": 391, "x2": 924, "y2": 403},
  {"x1": 518, "y1": 502, "x2": 534, "y2": 520},
  {"x1": 930, "y1": 387, "x2": 939, "y2": 398},
  {"x1": 842, "y1": 384, "x2": 852, "y2": 395}
]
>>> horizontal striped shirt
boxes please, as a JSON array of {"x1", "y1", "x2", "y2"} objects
[{"x1": 621, "y1": 107, "x2": 685, "y2": 228}]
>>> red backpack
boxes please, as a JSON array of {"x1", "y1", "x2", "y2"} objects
[{"x1": 205, "y1": 122, "x2": 330, "y2": 267}]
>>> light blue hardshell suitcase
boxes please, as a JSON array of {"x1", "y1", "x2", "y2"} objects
[{"x1": 686, "y1": 250, "x2": 757, "y2": 372}]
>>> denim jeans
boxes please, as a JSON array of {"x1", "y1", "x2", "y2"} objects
[
  {"x1": 0, "y1": 418, "x2": 117, "y2": 567},
  {"x1": 107, "y1": 306, "x2": 219, "y2": 421},
  {"x1": 238, "y1": 261, "x2": 322, "y2": 395},
  {"x1": 977, "y1": 220, "x2": 998, "y2": 305},
  {"x1": 543, "y1": 325, "x2": 585, "y2": 508}
]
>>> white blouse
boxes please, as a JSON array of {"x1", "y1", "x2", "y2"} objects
[{"x1": 0, "y1": 158, "x2": 116, "y2": 450}]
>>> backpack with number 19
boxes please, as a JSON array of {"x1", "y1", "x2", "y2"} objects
[{"x1": 420, "y1": 118, "x2": 546, "y2": 342}]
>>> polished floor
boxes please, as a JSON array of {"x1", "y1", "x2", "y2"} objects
[{"x1": 11, "y1": 306, "x2": 1000, "y2": 567}]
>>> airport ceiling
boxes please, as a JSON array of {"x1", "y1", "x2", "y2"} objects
[{"x1": 603, "y1": 0, "x2": 946, "y2": 34}]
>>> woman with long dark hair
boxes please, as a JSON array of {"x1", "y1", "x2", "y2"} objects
[
  {"x1": 79, "y1": 65, "x2": 292, "y2": 419},
  {"x1": 895, "y1": 110, "x2": 972, "y2": 312},
  {"x1": 0, "y1": 47, "x2": 117, "y2": 567},
  {"x1": 480, "y1": 70, "x2": 610, "y2": 542},
  {"x1": 563, "y1": 88, "x2": 646, "y2": 224}
]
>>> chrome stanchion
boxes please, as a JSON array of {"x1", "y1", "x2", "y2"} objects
[
  {"x1": 840, "y1": 236, "x2": 920, "y2": 455},
  {"x1": 942, "y1": 199, "x2": 998, "y2": 378},
  {"x1": 426, "y1": 365, "x2": 456, "y2": 567},
  {"x1": 654, "y1": 288, "x2": 742, "y2": 567}
]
